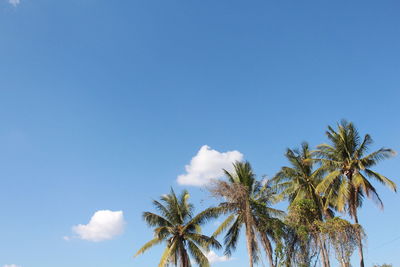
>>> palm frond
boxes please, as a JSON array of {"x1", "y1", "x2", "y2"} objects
[
  {"x1": 316, "y1": 170, "x2": 341, "y2": 194},
  {"x1": 186, "y1": 233, "x2": 222, "y2": 250},
  {"x1": 364, "y1": 169, "x2": 397, "y2": 192},
  {"x1": 212, "y1": 214, "x2": 235, "y2": 237},
  {"x1": 336, "y1": 179, "x2": 350, "y2": 212},
  {"x1": 355, "y1": 134, "x2": 373, "y2": 158},
  {"x1": 187, "y1": 240, "x2": 210, "y2": 267},
  {"x1": 158, "y1": 238, "x2": 178, "y2": 267},
  {"x1": 224, "y1": 216, "x2": 242, "y2": 256},
  {"x1": 361, "y1": 148, "x2": 396, "y2": 167},
  {"x1": 353, "y1": 173, "x2": 383, "y2": 209},
  {"x1": 134, "y1": 237, "x2": 163, "y2": 257},
  {"x1": 143, "y1": 212, "x2": 172, "y2": 227},
  {"x1": 184, "y1": 206, "x2": 221, "y2": 230}
]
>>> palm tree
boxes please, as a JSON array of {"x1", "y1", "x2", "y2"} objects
[
  {"x1": 315, "y1": 120, "x2": 397, "y2": 267},
  {"x1": 272, "y1": 142, "x2": 331, "y2": 267},
  {"x1": 134, "y1": 189, "x2": 221, "y2": 267},
  {"x1": 272, "y1": 142, "x2": 329, "y2": 217},
  {"x1": 209, "y1": 161, "x2": 284, "y2": 267}
]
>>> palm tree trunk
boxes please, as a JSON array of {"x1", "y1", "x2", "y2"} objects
[
  {"x1": 323, "y1": 242, "x2": 331, "y2": 267},
  {"x1": 354, "y1": 211, "x2": 365, "y2": 267},
  {"x1": 245, "y1": 224, "x2": 254, "y2": 267},
  {"x1": 245, "y1": 200, "x2": 254, "y2": 267},
  {"x1": 312, "y1": 193, "x2": 330, "y2": 267},
  {"x1": 260, "y1": 233, "x2": 275, "y2": 267},
  {"x1": 180, "y1": 244, "x2": 189, "y2": 267},
  {"x1": 348, "y1": 176, "x2": 364, "y2": 267},
  {"x1": 319, "y1": 238, "x2": 330, "y2": 267},
  {"x1": 341, "y1": 259, "x2": 350, "y2": 267}
]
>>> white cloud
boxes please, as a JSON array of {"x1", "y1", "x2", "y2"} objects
[
  {"x1": 8, "y1": 0, "x2": 20, "y2": 7},
  {"x1": 3, "y1": 265, "x2": 22, "y2": 267},
  {"x1": 70, "y1": 210, "x2": 125, "y2": 242},
  {"x1": 177, "y1": 145, "x2": 243, "y2": 186},
  {"x1": 206, "y1": 250, "x2": 232, "y2": 263}
]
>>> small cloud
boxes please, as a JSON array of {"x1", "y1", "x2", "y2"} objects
[
  {"x1": 206, "y1": 250, "x2": 232, "y2": 263},
  {"x1": 177, "y1": 145, "x2": 244, "y2": 186},
  {"x1": 68, "y1": 210, "x2": 126, "y2": 242},
  {"x1": 3, "y1": 265, "x2": 22, "y2": 267},
  {"x1": 8, "y1": 0, "x2": 20, "y2": 7}
]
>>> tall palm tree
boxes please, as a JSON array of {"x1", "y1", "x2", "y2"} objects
[
  {"x1": 209, "y1": 161, "x2": 284, "y2": 267},
  {"x1": 315, "y1": 120, "x2": 397, "y2": 267},
  {"x1": 135, "y1": 189, "x2": 221, "y2": 267},
  {"x1": 272, "y1": 142, "x2": 331, "y2": 267}
]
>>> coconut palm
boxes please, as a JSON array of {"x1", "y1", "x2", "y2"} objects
[
  {"x1": 134, "y1": 189, "x2": 221, "y2": 267},
  {"x1": 272, "y1": 142, "x2": 329, "y2": 217},
  {"x1": 272, "y1": 142, "x2": 331, "y2": 267},
  {"x1": 209, "y1": 161, "x2": 284, "y2": 267},
  {"x1": 315, "y1": 120, "x2": 397, "y2": 267}
]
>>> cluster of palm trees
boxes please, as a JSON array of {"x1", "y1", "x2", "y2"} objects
[{"x1": 135, "y1": 121, "x2": 397, "y2": 267}]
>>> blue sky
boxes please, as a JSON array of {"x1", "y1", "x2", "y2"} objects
[{"x1": 1, "y1": 0, "x2": 399, "y2": 266}]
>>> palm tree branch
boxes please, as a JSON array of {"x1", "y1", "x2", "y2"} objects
[
  {"x1": 184, "y1": 206, "x2": 222, "y2": 231},
  {"x1": 134, "y1": 237, "x2": 163, "y2": 257},
  {"x1": 316, "y1": 170, "x2": 341, "y2": 194},
  {"x1": 353, "y1": 173, "x2": 384, "y2": 209},
  {"x1": 158, "y1": 238, "x2": 178, "y2": 267},
  {"x1": 361, "y1": 148, "x2": 396, "y2": 167},
  {"x1": 364, "y1": 169, "x2": 397, "y2": 192},
  {"x1": 212, "y1": 214, "x2": 235, "y2": 237},
  {"x1": 143, "y1": 212, "x2": 173, "y2": 227},
  {"x1": 224, "y1": 215, "x2": 242, "y2": 256},
  {"x1": 186, "y1": 233, "x2": 222, "y2": 250},
  {"x1": 187, "y1": 240, "x2": 210, "y2": 267}
]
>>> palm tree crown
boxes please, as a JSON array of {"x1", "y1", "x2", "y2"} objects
[
  {"x1": 135, "y1": 188, "x2": 221, "y2": 267},
  {"x1": 316, "y1": 120, "x2": 396, "y2": 216},
  {"x1": 273, "y1": 142, "x2": 326, "y2": 216},
  {"x1": 209, "y1": 161, "x2": 283, "y2": 267}
]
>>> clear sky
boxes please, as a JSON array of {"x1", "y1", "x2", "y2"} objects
[{"x1": 1, "y1": 0, "x2": 399, "y2": 266}]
